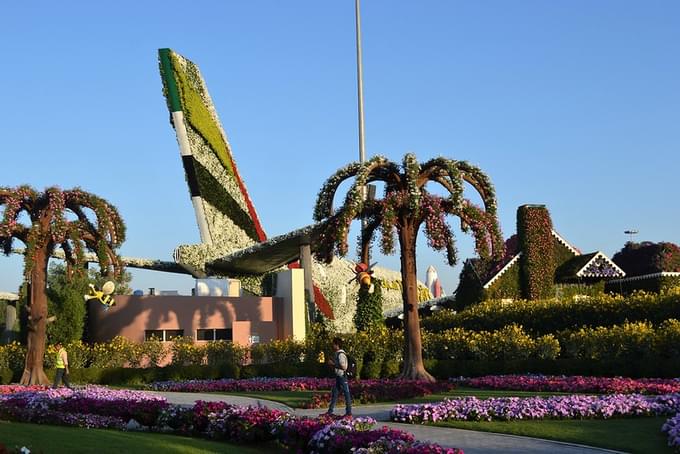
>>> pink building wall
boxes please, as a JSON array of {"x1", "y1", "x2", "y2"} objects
[{"x1": 88, "y1": 295, "x2": 284, "y2": 346}]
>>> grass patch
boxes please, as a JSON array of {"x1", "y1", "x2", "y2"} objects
[
  {"x1": 401, "y1": 386, "x2": 578, "y2": 403},
  {"x1": 433, "y1": 417, "x2": 672, "y2": 454},
  {"x1": 210, "y1": 390, "x2": 319, "y2": 408},
  {"x1": 210, "y1": 386, "x2": 578, "y2": 408},
  {"x1": 0, "y1": 421, "x2": 284, "y2": 454}
]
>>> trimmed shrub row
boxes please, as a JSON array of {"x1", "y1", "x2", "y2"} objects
[
  {"x1": 422, "y1": 288, "x2": 680, "y2": 334},
  {"x1": 558, "y1": 319, "x2": 680, "y2": 360},
  {"x1": 423, "y1": 325, "x2": 560, "y2": 361},
  {"x1": 0, "y1": 364, "x2": 239, "y2": 386},
  {"x1": 426, "y1": 357, "x2": 680, "y2": 379},
  {"x1": 4, "y1": 354, "x2": 678, "y2": 385},
  {"x1": 605, "y1": 275, "x2": 680, "y2": 295},
  {"x1": 0, "y1": 337, "x2": 247, "y2": 371}
]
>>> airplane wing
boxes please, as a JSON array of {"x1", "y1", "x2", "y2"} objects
[
  {"x1": 12, "y1": 248, "x2": 190, "y2": 275},
  {"x1": 207, "y1": 221, "x2": 330, "y2": 275}
]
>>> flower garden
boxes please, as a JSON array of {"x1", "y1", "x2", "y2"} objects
[
  {"x1": 0, "y1": 385, "x2": 462, "y2": 453},
  {"x1": 390, "y1": 390, "x2": 680, "y2": 451},
  {"x1": 145, "y1": 374, "x2": 680, "y2": 451},
  {"x1": 149, "y1": 377, "x2": 455, "y2": 408}
]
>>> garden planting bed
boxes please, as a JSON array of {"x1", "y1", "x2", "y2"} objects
[
  {"x1": 462, "y1": 374, "x2": 680, "y2": 395},
  {"x1": 391, "y1": 390, "x2": 680, "y2": 450},
  {"x1": 0, "y1": 385, "x2": 461, "y2": 453},
  {"x1": 149, "y1": 377, "x2": 455, "y2": 408}
]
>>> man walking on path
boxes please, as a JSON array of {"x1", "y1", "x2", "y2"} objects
[
  {"x1": 52, "y1": 342, "x2": 72, "y2": 389},
  {"x1": 324, "y1": 337, "x2": 352, "y2": 418}
]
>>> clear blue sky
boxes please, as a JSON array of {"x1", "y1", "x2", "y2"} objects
[{"x1": 1, "y1": 1, "x2": 678, "y2": 296}]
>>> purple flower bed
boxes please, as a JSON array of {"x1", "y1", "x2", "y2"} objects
[
  {"x1": 276, "y1": 415, "x2": 463, "y2": 454},
  {"x1": 272, "y1": 414, "x2": 331, "y2": 452},
  {"x1": 462, "y1": 375, "x2": 680, "y2": 395},
  {"x1": 0, "y1": 386, "x2": 169, "y2": 427},
  {"x1": 662, "y1": 412, "x2": 680, "y2": 451},
  {"x1": 391, "y1": 394, "x2": 680, "y2": 423},
  {"x1": 308, "y1": 418, "x2": 412, "y2": 453}
]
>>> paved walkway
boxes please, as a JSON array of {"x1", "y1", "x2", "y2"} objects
[{"x1": 152, "y1": 391, "x2": 626, "y2": 454}]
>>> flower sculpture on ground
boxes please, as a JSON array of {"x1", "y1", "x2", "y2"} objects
[{"x1": 314, "y1": 154, "x2": 503, "y2": 381}]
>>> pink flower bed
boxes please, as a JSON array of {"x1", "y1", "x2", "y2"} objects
[
  {"x1": 150, "y1": 377, "x2": 455, "y2": 408},
  {"x1": 463, "y1": 375, "x2": 680, "y2": 395},
  {"x1": 150, "y1": 377, "x2": 335, "y2": 392},
  {"x1": 159, "y1": 400, "x2": 463, "y2": 452},
  {"x1": 0, "y1": 385, "x2": 46, "y2": 394}
]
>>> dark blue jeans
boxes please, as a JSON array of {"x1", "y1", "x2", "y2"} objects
[
  {"x1": 328, "y1": 374, "x2": 352, "y2": 415},
  {"x1": 53, "y1": 368, "x2": 72, "y2": 389}
]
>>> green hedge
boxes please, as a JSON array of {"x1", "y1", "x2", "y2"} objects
[
  {"x1": 426, "y1": 357, "x2": 680, "y2": 379},
  {"x1": 0, "y1": 364, "x2": 241, "y2": 385},
  {"x1": 422, "y1": 289, "x2": 680, "y2": 335},
  {"x1": 354, "y1": 279, "x2": 385, "y2": 331},
  {"x1": 605, "y1": 275, "x2": 680, "y2": 295},
  {"x1": 422, "y1": 325, "x2": 560, "y2": 361},
  {"x1": 483, "y1": 261, "x2": 521, "y2": 303},
  {"x1": 0, "y1": 368, "x2": 13, "y2": 384},
  {"x1": 557, "y1": 319, "x2": 680, "y2": 360}
]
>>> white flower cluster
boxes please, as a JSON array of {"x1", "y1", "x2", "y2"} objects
[
  {"x1": 311, "y1": 256, "x2": 427, "y2": 333},
  {"x1": 186, "y1": 126, "x2": 251, "y2": 215}
]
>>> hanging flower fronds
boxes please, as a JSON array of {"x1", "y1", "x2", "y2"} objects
[
  {"x1": 0, "y1": 186, "x2": 126, "y2": 280},
  {"x1": 313, "y1": 153, "x2": 503, "y2": 266}
]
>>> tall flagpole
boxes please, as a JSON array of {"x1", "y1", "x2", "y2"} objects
[
  {"x1": 355, "y1": 0, "x2": 366, "y2": 165},
  {"x1": 355, "y1": 0, "x2": 370, "y2": 264}
]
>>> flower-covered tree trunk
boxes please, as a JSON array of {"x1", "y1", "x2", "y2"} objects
[
  {"x1": 397, "y1": 220, "x2": 435, "y2": 382},
  {"x1": 20, "y1": 246, "x2": 51, "y2": 385},
  {"x1": 313, "y1": 155, "x2": 502, "y2": 383},
  {"x1": 2, "y1": 186, "x2": 126, "y2": 386}
]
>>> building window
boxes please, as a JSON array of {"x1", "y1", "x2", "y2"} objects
[
  {"x1": 145, "y1": 330, "x2": 164, "y2": 341},
  {"x1": 165, "y1": 329, "x2": 184, "y2": 341},
  {"x1": 145, "y1": 329, "x2": 184, "y2": 341},
  {"x1": 197, "y1": 328, "x2": 232, "y2": 341},
  {"x1": 214, "y1": 329, "x2": 232, "y2": 341}
]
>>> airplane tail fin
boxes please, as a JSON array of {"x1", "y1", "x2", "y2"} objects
[{"x1": 158, "y1": 49, "x2": 267, "y2": 257}]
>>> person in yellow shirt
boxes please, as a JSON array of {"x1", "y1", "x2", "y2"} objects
[{"x1": 52, "y1": 341, "x2": 72, "y2": 389}]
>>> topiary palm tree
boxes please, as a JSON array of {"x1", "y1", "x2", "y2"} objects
[
  {"x1": 0, "y1": 186, "x2": 125, "y2": 384},
  {"x1": 314, "y1": 154, "x2": 503, "y2": 381}
]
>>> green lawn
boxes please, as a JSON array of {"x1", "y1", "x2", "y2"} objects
[
  {"x1": 434, "y1": 417, "x2": 673, "y2": 454},
  {"x1": 209, "y1": 386, "x2": 578, "y2": 408},
  {"x1": 210, "y1": 390, "x2": 318, "y2": 408},
  {"x1": 0, "y1": 421, "x2": 284, "y2": 454}
]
